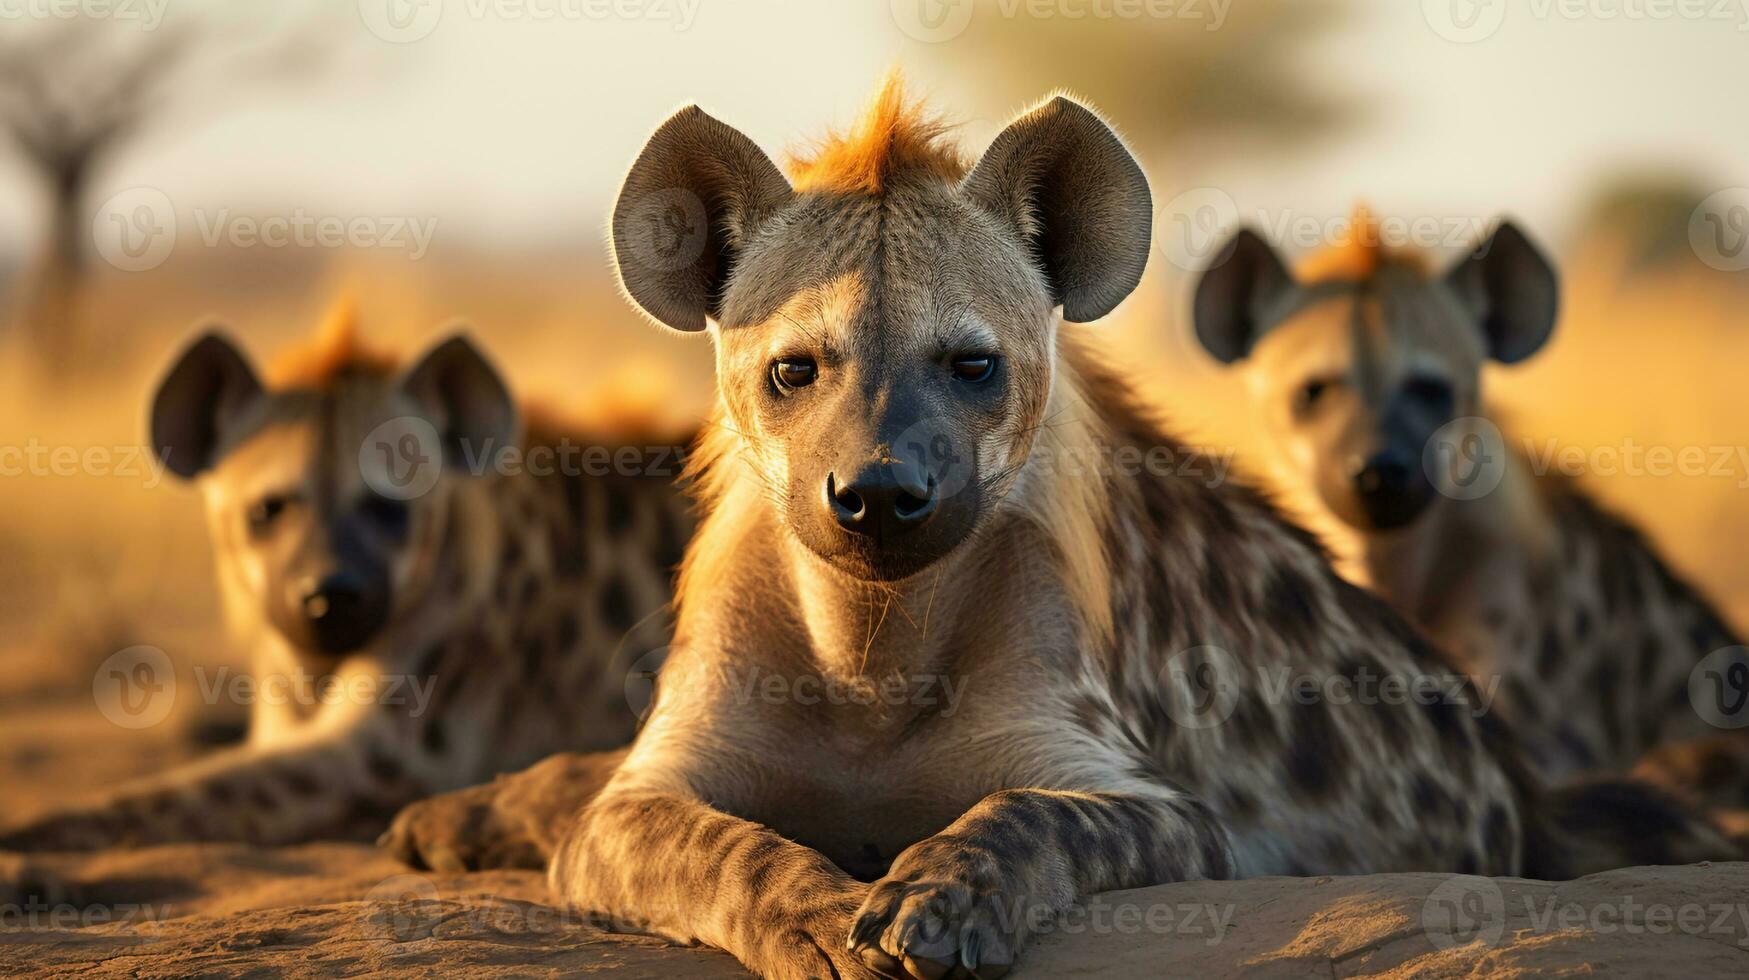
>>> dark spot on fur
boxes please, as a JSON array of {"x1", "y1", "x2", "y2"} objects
[{"x1": 599, "y1": 575, "x2": 636, "y2": 633}]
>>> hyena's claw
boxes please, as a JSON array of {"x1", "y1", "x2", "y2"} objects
[{"x1": 850, "y1": 878, "x2": 1017, "y2": 980}]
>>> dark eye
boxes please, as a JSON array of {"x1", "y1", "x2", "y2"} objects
[
  {"x1": 361, "y1": 493, "x2": 411, "y2": 538},
  {"x1": 1404, "y1": 374, "x2": 1454, "y2": 408},
  {"x1": 771, "y1": 357, "x2": 817, "y2": 392},
  {"x1": 951, "y1": 354, "x2": 997, "y2": 383},
  {"x1": 1295, "y1": 379, "x2": 1330, "y2": 415},
  {"x1": 247, "y1": 495, "x2": 288, "y2": 534}
]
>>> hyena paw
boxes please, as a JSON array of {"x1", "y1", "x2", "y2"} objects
[
  {"x1": 751, "y1": 885, "x2": 891, "y2": 980},
  {"x1": 849, "y1": 876, "x2": 1022, "y2": 980},
  {"x1": 377, "y1": 782, "x2": 544, "y2": 872},
  {"x1": 0, "y1": 809, "x2": 126, "y2": 852}
]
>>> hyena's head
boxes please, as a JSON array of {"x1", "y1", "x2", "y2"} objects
[
  {"x1": 1193, "y1": 217, "x2": 1557, "y2": 532},
  {"x1": 610, "y1": 80, "x2": 1150, "y2": 580},
  {"x1": 150, "y1": 319, "x2": 518, "y2": 656}
]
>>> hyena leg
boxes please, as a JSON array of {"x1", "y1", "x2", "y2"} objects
[
  {"x1": 850, "y1": 786, "x2": 1234, "y2": 979},
  {"x1": 551, "y1": 790, "x2": 884, "y2": 980},
  {"x1": 379, "y1": 748, "x2": 628, "y2": 872},
  {"x1": 0, "y1": 728, "x2": 419, "y2": 850}
]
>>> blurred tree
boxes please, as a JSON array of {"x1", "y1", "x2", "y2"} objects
[
  {"x1": 911, "y1": 0, "x2": 1359, "y2": 170},
  {"x1": 0, "y1": 12, "x2": 332, "y2": 371}
]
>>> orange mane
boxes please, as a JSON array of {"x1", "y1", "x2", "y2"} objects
[
  {"x1": 266, "y1": 297, "x2": 400, "y2": 388},
  {"x1": 786, "y1": 72, "x2": 967, "y2": 195},
  {"x1": 1296, "y1": 204, "x2": 1433, "y2": 283}
]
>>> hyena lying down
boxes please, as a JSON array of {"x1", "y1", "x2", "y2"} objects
[
  {"x1": 1192, "y1": 219, "x2": 1749, "y2": 809},
  {"x1": 0, "y1": 313, "x2": 690, "y2": 852},
  {"x1": 387, "y1": 83, "x2": 1735, "y2": 979}
]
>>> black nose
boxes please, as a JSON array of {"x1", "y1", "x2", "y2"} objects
[
  {"x1": 1350, "y1": 449, "x2": 1432, "y2": 529},
  {"x1": 300, "y1": 573, "x2": 387, "y2": 654},
  {"x1": 827, "y1": 463, "x2": 939, "y2": 539}
]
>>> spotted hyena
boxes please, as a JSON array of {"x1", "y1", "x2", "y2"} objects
[
  {"x1": 1191, "y1": 215, "x2": 1749, "y2": 810},
  {"x1": 0, "y1": 313, "x2": 690, "y2": 854},
  {"x1": 385, "y1": 84, "x2": 1735, "y2": 979}
]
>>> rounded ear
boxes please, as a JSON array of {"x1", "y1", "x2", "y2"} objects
[
  {"x1": 150, "y1": 330, "x2": 264, "y2": 479},
  {"x1": 961, "y1": 96, "x2": 1152, "y2": 323},
  {"x1": 610, "y1": 105, "x2": 794, "y2": 333},
  {"x1": 1443, "y1": 220, "x2": 1558, "y2": 364},
  {"x1": 1192, "y1": 228, "x2": 1294, "y2": 364},
  {"x1": 399, "y1": 334, "x2": 521, "y2": 470}
]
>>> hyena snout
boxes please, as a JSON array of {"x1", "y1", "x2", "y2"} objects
[
  {"x1": 1329, "y1": 444, "x2": 1435, "y2": 531},
  {"x1": 826, "y1": 454, "x2": 940, "y2": 538},
  {"x1": 272, "y1": 550, "x2": 392, "y2": 656}
]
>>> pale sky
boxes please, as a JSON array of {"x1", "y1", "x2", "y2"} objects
[{"x1": 0, "y1": 0, "x2": 1745, "y2": 259}]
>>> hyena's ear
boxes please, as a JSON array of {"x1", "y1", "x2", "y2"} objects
[
  {"x1": 962, "y1": 96, "x2": 1152, "y2": 322},
  {"x1": 399, "y1": 334, "x2": 521, "y2": 468},
  {"x1": 1192, "y1": 228, "x2": 1294, "y2": 364},
  {"x1": 1444, "y1": 220, "x2": 1558, "y2": 364},
  {"x1": 611, "y1": 105, "x2": 794, "y2": 333},
  {"x1": 150, "y1": 331, "x2": 265, "y2": 479}
]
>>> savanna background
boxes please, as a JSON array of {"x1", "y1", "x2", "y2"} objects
[{"x1": 1, "y1": 0, "x2": 1748, "y2": 970}]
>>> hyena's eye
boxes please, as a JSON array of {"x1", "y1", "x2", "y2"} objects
[
  {"x1": 360, "y1": 493, "x2": 411, "y2": 540},
  {"x1": 771, "y1": 357, "x2": 817, "y2": 392},
  {"x1": 950, "y1": 354, "x2": 998, "y2": 384},
  {"x1": 247, "y1": 495, "x2": 289, "y2": 536},
  {"x1": 1294, "y1": 379, "x2": 1332, "y2": 417}
]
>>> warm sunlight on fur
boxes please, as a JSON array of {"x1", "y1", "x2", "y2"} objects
[
  {"x1": 786, "y1": 72, "x2": 968, "y2": 195},
  {"x1": 265, "y1": 296, "x2": 399, "y2": 387},
  {"x1": 1296, "y1": 204, "x2": 1432, "y2": 283}
]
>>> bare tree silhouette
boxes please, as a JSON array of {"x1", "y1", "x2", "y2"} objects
[{"x1": 0, "y1": 13, "x2": 334, "y2": 369}]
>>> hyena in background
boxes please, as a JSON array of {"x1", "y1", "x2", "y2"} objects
[
  {"x1": 1192, "y1": 215, "x2": 1749, "y2": 811},
  {"x1": 390, "y1": 82, "x2": 1735, "y2": 979},
  {"x1": 0, "y1": 311, "x2": 690, "y2": 855}
]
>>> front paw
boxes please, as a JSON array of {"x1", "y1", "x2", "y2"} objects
[
  {"x1": 377, "y1": 781, "x2": 543, "y2": 872},
  {"x1": 849, "y1": 876, "x2": 1023, "y2": 980},
  {"x1": 749, "y1": 884, "x2": 894, "y2": 980}
]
